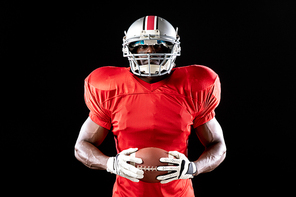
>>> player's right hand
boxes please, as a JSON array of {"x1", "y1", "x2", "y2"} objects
[{"x1": 106, "y1": 148, "x2": 144, "y2": 182}]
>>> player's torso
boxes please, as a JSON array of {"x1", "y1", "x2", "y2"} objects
[
  {"x1": 111, "y1": 90, "x2": 194, "y2": 153},
  {"x1": 100, "y1": 67, "x2": 197, "y2": 153}
]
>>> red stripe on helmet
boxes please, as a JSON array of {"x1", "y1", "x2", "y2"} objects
[{"x1": 146, "y1": 16, "x2": 156, "y2": 30}]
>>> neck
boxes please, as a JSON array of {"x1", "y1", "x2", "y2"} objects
[{"x1": 136, "y1": 74, "x2": 170, "y2": 84}]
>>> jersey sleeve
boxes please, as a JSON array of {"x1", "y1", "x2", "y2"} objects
[
  {"x1": 193, "y1": 76, "x2": 221, "y2": 128},
  {"x1": 84, "y1": 76, "x2": 112, "y2": 130}
]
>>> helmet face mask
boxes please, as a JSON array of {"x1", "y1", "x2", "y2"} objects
[{"x1": 123, "y1": 16, "x2": 181, "y2": 77}]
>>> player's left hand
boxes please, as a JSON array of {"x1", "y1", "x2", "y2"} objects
[{"x1": 157, "y1": 151, "x2": 197, "y2": 184}]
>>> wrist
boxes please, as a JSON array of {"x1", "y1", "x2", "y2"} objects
[
  {"x1": 106, "y1": 157, "x2": 115, "y2": 173},
  {"x1": 187, "y1": 162, "x2": 197, "y2": 176}
]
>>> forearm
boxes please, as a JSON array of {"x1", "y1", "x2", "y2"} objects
[
  {"x1": 74, "y1": 140, "x2": 109, "y2": 170},
  {"x1": 193, "y1": 141, "x2": 226, "y2": 175}
]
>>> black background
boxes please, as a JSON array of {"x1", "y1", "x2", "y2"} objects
[{"x1": 2, "y1": 1, "x2": 295, "y2": 196}]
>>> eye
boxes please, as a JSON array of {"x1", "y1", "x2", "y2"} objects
[{"x1": 139, "y1": 45, "x2": 148, "y2": 49}]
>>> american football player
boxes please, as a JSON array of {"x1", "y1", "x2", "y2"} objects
[{"x1": 75, "y1": 16, "x2": 226, "y2": 197}]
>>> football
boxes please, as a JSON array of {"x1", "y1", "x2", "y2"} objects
[{"x1": 130, "y1": 147, "x2": 172, "y2": 183}]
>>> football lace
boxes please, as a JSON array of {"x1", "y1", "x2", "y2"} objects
[{"x1": 136, "y1": 165, "x2": 157, "y2": 171}]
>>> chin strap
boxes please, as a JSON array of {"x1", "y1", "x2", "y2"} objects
[
  {"x1": 133, "y1": 59, "x2": 175, "y2": 76},
  {"x1": 136, "y1": 64, "x2": 166, "y2": 75}
]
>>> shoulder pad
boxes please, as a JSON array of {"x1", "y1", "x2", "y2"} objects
[
  {"x1": 173, "y1": 65, "x2": 219, "y2": 91},
  {"x1": 85, "y1": 66, "x2": 128, "y2": 90}
]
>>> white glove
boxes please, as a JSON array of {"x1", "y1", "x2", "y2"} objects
[
  {"x1": 157, "y1": 151, "x2": 197, "y2": 184},
  {"x1": 106, "y1": 148, "x2": 144, "y2": 182}
]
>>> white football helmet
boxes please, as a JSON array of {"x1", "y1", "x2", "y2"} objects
[{"x1": 122, "y1": 16, "x2": 181, "y2": 77}]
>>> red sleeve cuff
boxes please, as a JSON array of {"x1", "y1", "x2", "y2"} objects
[
  {"x1": 89, "y1": 111, "x2": 112, "y2": 130},
  {"x1": 193, "y1": 111, "x2": 215, "y2": 128}
]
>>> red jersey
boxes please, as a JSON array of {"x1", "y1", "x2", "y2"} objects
[{"x1": 84, "y1": 65, "x2": 221, "y2": 197}]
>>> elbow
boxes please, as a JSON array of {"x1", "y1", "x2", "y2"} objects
[
  {"x1": 222, "y1": 141, "x2": 227, "y2": 154},
  {"x1": 215, "y1": 141, "x2": 227, "y2": 163},
  {"x1": 220, "y1": 143, "x2": 227, "y2": 164},
  {"x1": 74, "y1": 147, "x2": 79, "y2": 160},
  {"x1": 221, "y1": 149, "x2": 226, "y2": 161},
  {"x1": 74, "y1": 143, "x2": 82, "y2": 161},
  {"x1": 221, "y1": 142, "x2": 227, "y2": 159},
  {"x1": 223, "y1": 141, "x2": 227, "y2": 154},
  {"x1": 212, "y1": 140, "x2": 227, "y2": 156}
]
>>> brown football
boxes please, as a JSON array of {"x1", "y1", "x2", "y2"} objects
[{"x1": 130, "y1": 147, "x2": 171, "y2": 183}]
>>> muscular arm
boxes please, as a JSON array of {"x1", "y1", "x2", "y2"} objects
[
  {"x1": 74, "y1": 117, "x2": 110, "y2": 170},
  {"x1": 193, "y1": 117, "x2": 227, "y2": 175}
]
